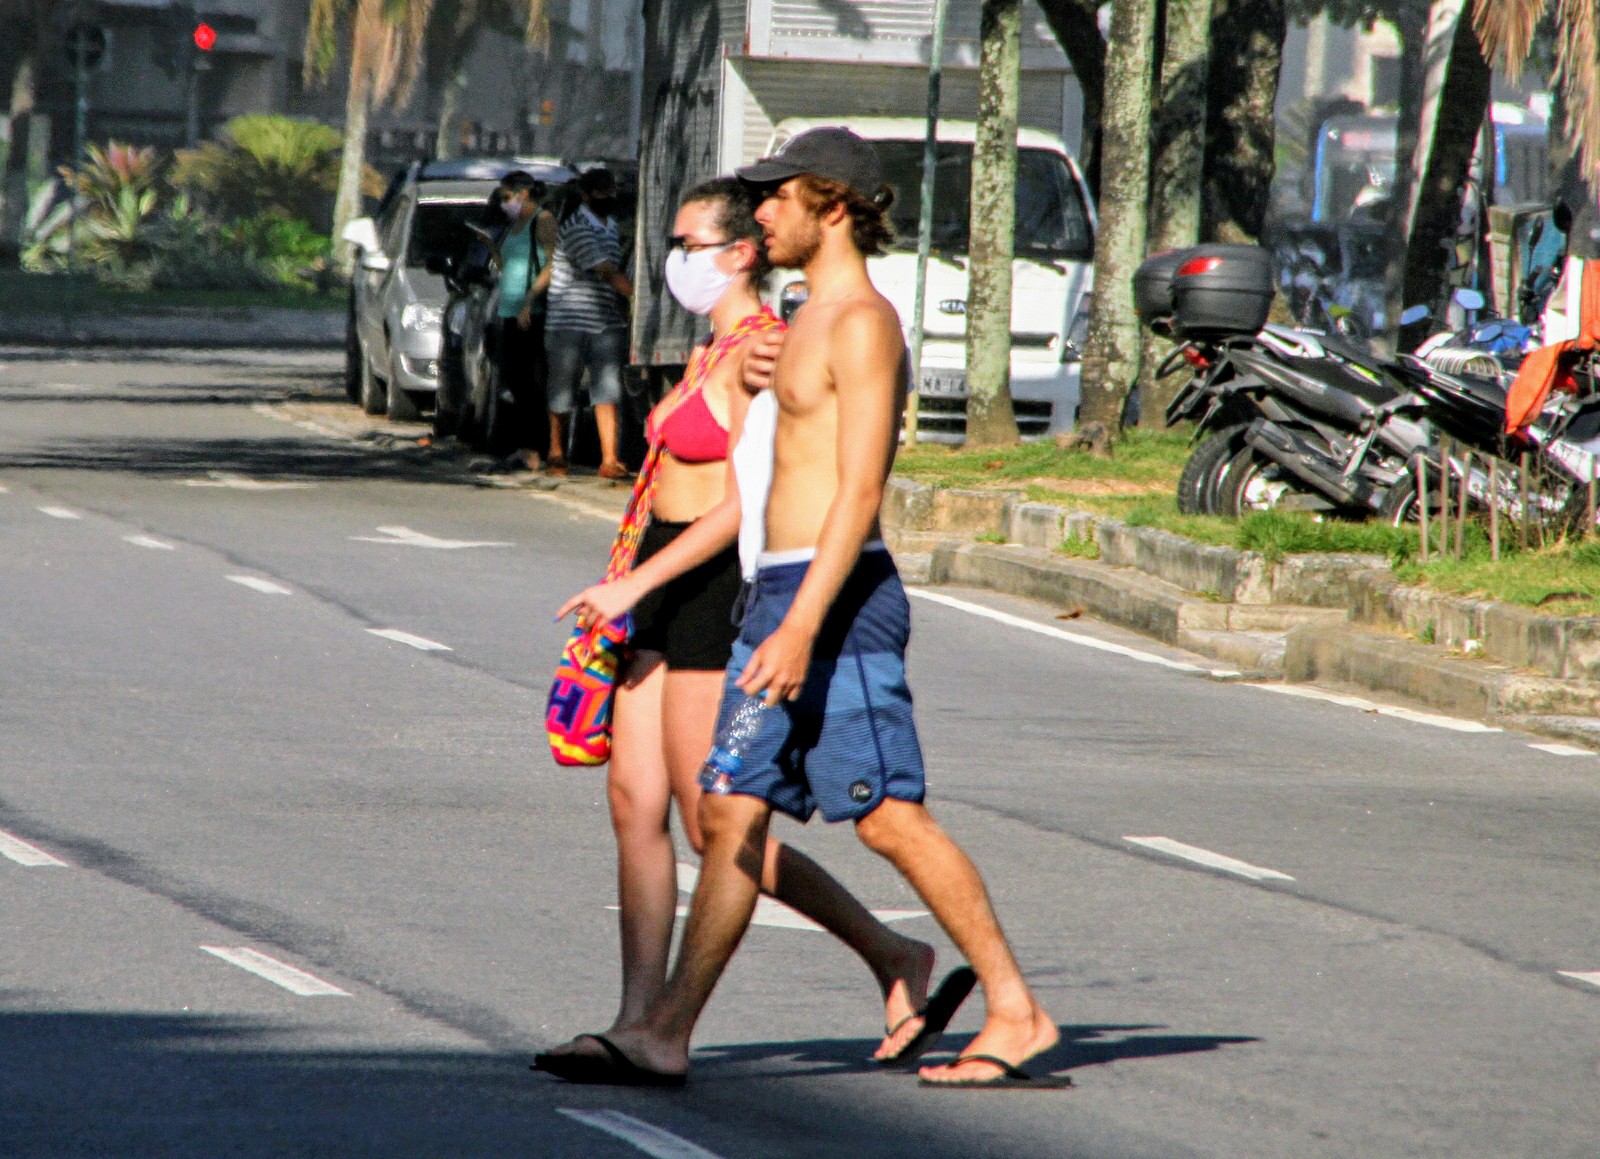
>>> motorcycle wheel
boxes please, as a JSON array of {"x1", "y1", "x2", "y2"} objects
[
  {"x1": 1177, "y1": 424, "x2": 1250, "y2": 515},
  {"x1": 1218, "y1": 447, "x2": 1319, "y2": 517}
]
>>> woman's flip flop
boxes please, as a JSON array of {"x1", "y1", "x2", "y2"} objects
[{"x1": 876, "y1": 965, "x2": 977, "y2": 1068}]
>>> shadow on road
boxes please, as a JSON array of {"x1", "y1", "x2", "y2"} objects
[
  {"x1": 0, "y1": 1010, "x2": 1258, "y2": 1156},
  {"x1": 0, "y1": 434, "x2": 448, "y2": 484}
]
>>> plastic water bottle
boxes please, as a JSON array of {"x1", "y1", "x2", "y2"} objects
[{"x1": 701, "y1": 696, "x2": 769, "y2": 794}]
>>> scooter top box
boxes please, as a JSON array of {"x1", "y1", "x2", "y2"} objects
[
  {"x1": 1170, "y1": 244, "x2": 1276, "y2": 337},
  {"x1": 1133, "y1": 247, "x2": 1196, "y2": 324}
]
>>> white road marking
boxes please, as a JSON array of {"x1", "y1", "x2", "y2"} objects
[
  {"x1": 1124, "y1": 836, "x2": 1295, "y2": 882},
  {"x1": 1558, "y1": 971, "x2": 1600, "y2": 989},
  {"x1": 1529, "y1": 742, "x2": 1595, "y2": 757},
  {"x1": 909, "y1": 589, "x2": 1209, "y2": 673},
  {"x1": 522, "y1": 489, "x2": 625, "y2": 523},
  {"x1": 37, "y1": 506, "x2": 81, "y2": 520},
  {"x1": 351, "y1": 525, "x2": 512, "y2": 549},
  {"x1": 123, "y1": 535, "x2": 176, "y2": 551},
  {"x1": 673, "y1": 863, "x2": 928, "y2": 930},
  {"x1": 199, "y1": 946, "x2": 350, "y2": 996},
  {"x1": 557, "y1": 1109, "x2": 723, "y2": 1159},
  {"x1": 226, "y1": 575, "x2": 293, "y2": 595},
  {"x1": 367, "y1": 628, "x2": 452, "y2": 652},
  {"x1": 0, "y1": 483, "x2": 10, "y2": 492},
  {"x1": 1248, "y1": 683, "x2": 1501, "y2": 733},
  {"x1": 0, "y1": 830, "x2": 69, "y2": 867},
  {"x1": 179, "y1": 471, "x2": 312, "y2": 491}
]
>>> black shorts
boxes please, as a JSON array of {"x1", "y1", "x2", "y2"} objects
[{"x1": 630, "y1": 519, "x2": 742, "y2": 671}]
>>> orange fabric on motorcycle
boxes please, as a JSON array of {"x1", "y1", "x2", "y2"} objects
[{"x1": 1506, "y1": 259, "x2": 1600, "y2": 434}]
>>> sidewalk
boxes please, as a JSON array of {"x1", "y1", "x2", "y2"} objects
[{"x1": 0, "y1": 306, "x2": 344, "y2": 349}]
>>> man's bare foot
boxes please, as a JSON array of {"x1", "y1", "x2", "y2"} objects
[
  {"x1": 587, "y1": 1024, "x2": 689, "y2": 1078},
  {"x1": 536, "y1": 1031, "x2": 613, "y2": 1060},
  {"x1": 873, "y1": 938, "x2": 935, "y2": 1060},
  {"x1": 597, "y1": 460, "x2": 630, "y2": 481},
  {"x1": 916, "y1": 1004, "x2": 1059, "y2": 1085}
]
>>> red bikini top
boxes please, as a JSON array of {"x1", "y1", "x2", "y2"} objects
[{"x1": 645, "y1": 308, "x2": 783, "y2": 464}]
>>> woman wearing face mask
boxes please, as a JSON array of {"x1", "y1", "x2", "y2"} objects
[
  {"x1": 537, "y1": 180, "x2": 941, "y2": 1074},
  {"x1": 490, "y1": 171, "x2": 557, "y2": 471},
  {"x1": 544, "y1": 168, "x2": 632, "y2": 478}
]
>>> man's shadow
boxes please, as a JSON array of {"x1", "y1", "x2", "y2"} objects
[{"x1": 686, "y1": 1023, "x2": 1258, "y2": 1080}]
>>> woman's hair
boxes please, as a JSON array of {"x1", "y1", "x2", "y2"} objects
[
  {"x1": 791, "y1": 174, "x2": 896, "y2": 257},
  {"x1": 681, "y1": 177, "x2": 772, "y2": 280},
  {"x1": 501, "y1": 170, "x2": 544, "y2": 197}
]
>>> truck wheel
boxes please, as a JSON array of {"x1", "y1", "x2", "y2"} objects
[{"x1": 1176, "y1": 425, "x2": 1248, "y2": 515}]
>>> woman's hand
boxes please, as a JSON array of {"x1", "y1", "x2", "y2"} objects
[
  {"x1": 517, "y1": 303, "x2": 534, "y2": 330},
  {"x1": 557, "y1": 576, "x2": 643, "y2": 629}
]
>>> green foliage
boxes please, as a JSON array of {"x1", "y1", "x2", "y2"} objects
[
  {"x1": 61, "y1": 142, "x2": 166, "y2": 221},
  {"x1": 1056, "y1": 532, "x2": 1101, "y2": 559},
  {"x1": 140, "y1": 203, "x2": 278, "y2": 291},
  {"x1": 1234, "y1": 510, "x2": 1417, "y2": 563},
  {"x1": 172, "y1": 115, "x2": 346, "y2": 228},
  {"x1": 896, "y1": 429, "x2": 1193, "y2": 490},
  {"x1": 227, "y1": 212, "x2": 334, "y2": 284}
]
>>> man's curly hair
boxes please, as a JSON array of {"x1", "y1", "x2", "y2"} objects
[{"x1": 792, "y1": 174, "x2": 896, "y2": 257}]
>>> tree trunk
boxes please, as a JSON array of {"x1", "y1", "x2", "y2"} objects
[
  {"x1": 0, "y1": 52, "x2": 37, "y2": 269},
  {"x1": 1400, "y1": 10, "x2": 1490, "y2": 352},
  {"x1": 1375, "y1": 3, "x2": 1429, "y2": 357},
  {"x1": 1201, "y1": 0, "x2": 1285, "y2": 244},
  {"x1": 333, "y1": 68, "x2": 372, "y2": 273},
  {"x1": 964, "y1": 0, "x2": 1022, "y2": 447},
  {"x1": 434, "y1": 70, "x2": 466, "y2": 159},
  {"x1": 1036, "y1": 0, "x2": 1105, "y2": 199},
  {"x1": 1138, "y1": 0, "x2": 1211, "y2": 429},
  {"x1": 1076, "y1": 0, "x2": 1156, "y2": 435}
]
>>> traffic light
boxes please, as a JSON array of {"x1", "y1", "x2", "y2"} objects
[{"x1": 193, "y1": 22, "x2": 215, "y2": 52}]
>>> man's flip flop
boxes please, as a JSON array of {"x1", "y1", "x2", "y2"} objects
[
  {"x1": 530, "y1": 1034, "x2": 686, "y2": 1087},
  {"x1": 876, "y1": 965, "x2": 977, "y2": 1068},
  {"x1": 917, "y1": 1053, "x2": 1075, "y2": 1090}
]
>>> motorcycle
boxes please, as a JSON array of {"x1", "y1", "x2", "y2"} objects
[{"x1": 1139, "y1": 245, "x2": 1428, "y2": 518}]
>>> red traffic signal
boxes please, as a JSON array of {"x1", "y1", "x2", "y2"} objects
[{"x1": 193, "y1": 23, "x2": 216, "y2": 51}]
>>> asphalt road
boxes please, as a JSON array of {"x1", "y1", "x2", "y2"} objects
[{"x1": 2, "y1": 345, "x2": 1598, "y2": 1158}]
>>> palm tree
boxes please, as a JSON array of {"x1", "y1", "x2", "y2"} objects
[
  {"x1": 1474, "y1": 0, "x2": 1599, "y2": 175},
  {"x1": 305, "y1": 0, "x2": 438, "y2": 269}
]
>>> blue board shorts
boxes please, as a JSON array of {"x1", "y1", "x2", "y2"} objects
[{"x1": 702, "y1": 549, "x2": 927, "y2": 823}]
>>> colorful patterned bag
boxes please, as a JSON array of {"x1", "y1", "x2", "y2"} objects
[{"x1": 545, "y1": 309, "x2": 782, "y2": 766}]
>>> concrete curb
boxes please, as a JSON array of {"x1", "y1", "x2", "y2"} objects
[
  {"x1": 884, "y1": 477, "x2": 1600, "y2": 738},
  {"x1": 0, "y1": 307, "x2": 344, "y2": 349}
]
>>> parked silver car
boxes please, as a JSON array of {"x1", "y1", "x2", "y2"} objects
[{"x1": 341, "y1": 159, "x2": 561, "y2": 421}]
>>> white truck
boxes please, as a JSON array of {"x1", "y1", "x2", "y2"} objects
[{"x1": 631, "y1": 0, "x2": 1094, "y2": 439}]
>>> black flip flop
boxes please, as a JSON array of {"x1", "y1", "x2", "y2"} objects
[
  {"x1": 917, "y1": 1052, "x2": 1075, "y2": 1090},
  {"x1": 531, "y1": 1034, "x2": 687, "y2": 1087},
  {"x1": 876, "y1": 965, "x2": 978, "y2": 1068}
]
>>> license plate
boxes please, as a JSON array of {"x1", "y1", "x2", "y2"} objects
[{"x1": 918, "y1": 368, "x2": 967, "y2": 397}]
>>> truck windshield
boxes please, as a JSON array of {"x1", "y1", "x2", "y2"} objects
[
  {"x1": 875, "y1": 141, "x2": 1093, "y2": 261},
  {"x1": 409, "y1": 199, "x2": 490, "y2": 268}
]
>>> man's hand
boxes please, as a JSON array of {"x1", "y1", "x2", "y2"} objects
[
  {"x1": 742, "y1": 329, "x2": 787, "y2": 392},
  {"x1": 736, "y1": 620, "x2": 814, "y2": 706},
  {"x1": 556, "y1": 575, "x2": 643, "y2": 630}
]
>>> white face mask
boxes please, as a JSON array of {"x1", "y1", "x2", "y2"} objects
[
  {"x1": 501, "y1": 196, "x2": 523, "y2": 222},
  {"x1": 664, "y1": 245, "x2": 735, "y2": 316}
]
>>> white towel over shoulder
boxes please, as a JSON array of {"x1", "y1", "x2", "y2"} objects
[{"x1": 733, "y1": 390, "x2": 778, "y2": 580}]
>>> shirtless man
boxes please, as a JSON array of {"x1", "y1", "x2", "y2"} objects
[{"x1": 553, "y1": 128, "x2": 1061, "y2": 1089}]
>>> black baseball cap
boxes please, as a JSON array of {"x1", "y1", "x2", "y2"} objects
[{"x1": 736, "y1": 127, "x2": 885, "y2": 202}]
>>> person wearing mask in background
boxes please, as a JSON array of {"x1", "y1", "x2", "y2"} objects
[
  {"x1": 488, "y1": 171, "x2": 558, "y2": 473},
  {"x1": 545, "y1": 168, "x2": 632, "y2": 479},
  {"x1": 537, "y1": 179, "x2": 959, "y2": 1083}
]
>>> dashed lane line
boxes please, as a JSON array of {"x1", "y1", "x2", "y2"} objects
[
  {"x1": 1558, "y1": 971, "x2": 1600, "y2": 990},
  {"x1": 1247, "y1": 682, "x2": 1501, "y2": 733},
  {"x1": 366, "y1": 628, "x2": 453, "y2": 652},
  {"x1": 557, "y1": 1109, "x2": 723, "y2": 1159},
  {"x1": 37, "y1": 506, "x2": 81, "y2": 520},
  {"x1": 351, "y1": 525, "x2": 512, "y2": 549},
  {"x1": 179, "y1": 471, "x2": 312, "y2": 491},
  {"x1": 1124, "y1": 836, "x2": 1295, "y2": 883},
  {"x1": 1529, "y1": 743, "x2": 1596, "y2": 757},
  {"x1": 908, "y1": 589, "x2": 1234, "y2": 676},
  {"x1": 123, "y1": 534, "x2": 176, "y2": 551},
  {"x1": 199, "y1": 947, "x2": 351, "y2": 997},
  {"x1": 0, "y1": 830, "x2": 69, "y2": 867},
  {"x1": 226, "y1": 575, "x2": 293, "y2": 596}
]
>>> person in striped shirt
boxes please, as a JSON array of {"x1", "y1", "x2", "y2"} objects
[{"x1": 545, "y1": 168, "x2": 633, "y2": 479}]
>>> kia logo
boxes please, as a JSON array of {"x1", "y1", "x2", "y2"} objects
[{"x1": 938, "y1": 299, "x2": 967, "y2": 315}]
